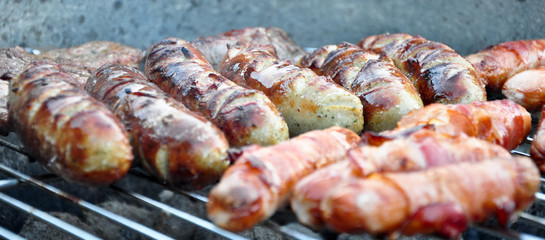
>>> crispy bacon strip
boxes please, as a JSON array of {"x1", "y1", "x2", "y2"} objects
[
  {"x1": 502, "y1": 66, "x2": 545, "y2": 111},
  {"x1": 86, "y1": 64, "x2": 229, "y2": 189},
  {"x1": 219, "y1": 42, "x2": 364, "y2": 135},
  {"x1": 145, "y1": 38, "x2": 288, "y2": 147},
  {"x1": 465, "y1": 39, "x2": 545, "y2": 91},
  {"x1": 359, "y1": 33, "x2": 486, "y2": 104},
  {"x1": 206, "y1": 127, "x2": 361, "y2": 232},
  {"x1": 530, "y1": 105, "x2": 545, "y2": 172},
  {"x1": 381, "y1": 99, "x2": 531, "y2": 150},
  {"x1": 320, "y1": 157, "x2": 539, "y2": 238},
  {"x1": 291, "y1": 129, "x2": 511, "y2": 229},
  {"x1": 309, "y1": 42, "x2": 423, "y2": 131},
  {"x1": 8, "y1": 61, "x2": 133, "y2": 185}
]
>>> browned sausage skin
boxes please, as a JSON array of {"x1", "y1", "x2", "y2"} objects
[
  {"x1": 311, "y1": 42, "x2": 423, "y2": 131},
  {"x1": 465, "y1": 39, "x2": 545, "y2": 91},
  {"x1": 359, "y1": 33, "x2": 486, "y2": 104},
  {"x1": 145, "y1": 38, "x2": 288, "y2": 147},
  {"x1": 8, "y1": 61, "x2": 133, "y2": 186},
  {"x1": 207, "y1": 127, "x2": 361, "y2": 232},
  {"x1": 86, "y1": 64, "x2": 230, "y2": 189},
  {"x1": 219, "y1": 42, "x2": 364, "y2": 136}
]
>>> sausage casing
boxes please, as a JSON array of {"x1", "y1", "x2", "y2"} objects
[
  {"x1": 320, "y1": 157, "x2": 539, "y2": 238},
  {"x1": 359, "y1": 33, "x2": 486, "y2": 104},
  {"x1": 313, "y1": 42, "x2": 423, "y2": 131},
  {"x1": 382, "y1": 99, "x2": 531, "y2": 150},
  {"x1": 145, "y1": 38, "x2": 288, "y2": 147},
  {"x1": 192, "y1": 27, "x2": 306, "y2": 70},
  {"x1": 86, "y1": 64, "x2": 230, "y2": 189},
  {"x1": 465, "y1": 39, "x2": 545, "y2": 91},
  {"x1": 219, "y1": 42, "x2": 364, "y2": 136},
  {"x1": 502, "y1": 66, "x2": 545, "y2": 111},
  {"x1": 291, "y1": 129, "x2": 511, "y2": 229},
  {"x1": 207, "y1": 127, "x2": 361, "y2": 232},
  {"x1": 8, "y1": 61, "x2": 133, "y2": 185}
]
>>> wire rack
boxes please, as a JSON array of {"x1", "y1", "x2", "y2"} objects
[{"x1": 0, "y1": 134, "x2": 544, "y2": 240}]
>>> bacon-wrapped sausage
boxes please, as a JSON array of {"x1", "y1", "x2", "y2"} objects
[
  {"x1": 321, "y1": 156, "x2": 539, "y2": 238},
  {"x1": 530, "y1": 105, "x2": 545, "y2": 172},
  {"x1": 207, "y1": 127, "x2": 361, "y2": 232},
  {"x1": 382, "y1": 99, "x2": 531, "y2": 150},
  {"x1": 219, "y1": 42, "x2": 364, "y2": 135},
  {"x1": 86, "y1": 64, "x2": 229, "y2": 189},
  {"x1": 359, "y1": 33, "x2": 486, "y2": 104},
  {"x1": 145, "y1": 38, "x2": 288, "y2": 147},
  {"x1": 465, "y1": 39, "x2": 545, "y2": 91},
  {"x1": 8, "y1": 61, "x2": 133, "y2": 185},
  {"x1": 291, "y1": 129, "x2": 511, "y2": 229},
  {"x1": 309, "y1": 42, "x2": 423, "y2": 131},
  {"x1": 502, "y1": 66, "x2": 545, "y2": 111},
  {"x1": 192, "y1": 27, "x2": 306, "y2": 70}
]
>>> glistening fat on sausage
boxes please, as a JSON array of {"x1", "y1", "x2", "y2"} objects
[
  {"x1": 8, "y1": 60, "x2": 133, "y2": 186},
  {"x1": 86, "y1": 64, "x2": 230, "y2": 189},
  {"x1": 145, "y1": 38, "x2": 289, "y2": 147}
]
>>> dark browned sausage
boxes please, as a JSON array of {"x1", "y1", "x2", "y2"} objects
[
  {"x1": 219, "y1": 42, "x2": 364, "y2": 136},
  {"x1": 315, "y1": 42, "x2": 423, "y2": 131},
  {"x1": 192, "y1": 27, "x2": 306, "y2": 70},
  {"x1": 145, "y1": 38, "x2": 289, "y2": 147},
  {"x1": 359, "y1": 33, "x2": 486, "y2": 104},
  {"x1": 86, "y1": 64, "x2": 230, "y2": 189},
  {"x1": 8, "y1": 61, "x2": 133, "y2": 186}
]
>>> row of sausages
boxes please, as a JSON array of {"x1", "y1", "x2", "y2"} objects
[{"x1": 1, "y1": 27, "x2": 545, "y2": 238}]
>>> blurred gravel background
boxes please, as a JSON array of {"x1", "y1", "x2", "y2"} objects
[{"x1": 2, "y1": 0, "x2": 545, "y2": 55}]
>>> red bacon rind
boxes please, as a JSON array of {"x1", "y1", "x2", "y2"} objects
[
  {"x1": 8, "y1": 61, "x2": 133, "y2": 185},
  {"x1": 320, "y1": 157, "x2": 539, "y2": 238},
  {"x1": 290, "y1": 129, "x2": 512, "y2": 229},
  {"x1": 85, "y1": 64, "x2": 230, "y2": 189},
  {"x1": 383, "y1": 99, "x2": 531, "y2": 150},
  {"x1": 359, "y1": 33, "x2": 486, "y2": 104},
  {"x1": 206, "y1": 127, "x2": 361, "y2": 232},
  {"x1": 145, "y1": 38, "x2": 288, "y2": 147},
  {"x1": 465, "y1": 39, "x2": 545, "y2": 91}
]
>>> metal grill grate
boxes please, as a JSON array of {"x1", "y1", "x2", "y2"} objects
[{"x1": 0, "y1": 134, "x2": 544, "y2": 240}]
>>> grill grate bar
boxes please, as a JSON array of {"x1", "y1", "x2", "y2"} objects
[
  {"x1": 520, "y1": 212, "x2": 545, "y2": 228},
  {"x1": 0, "y1": 225, "x2": 26, "y2": 240},
  {"x1": 512, "y1": 149, "x2": 531, "y2": 157},
  {"x1": 0, "y1": 164, "x2": 175, "y2": 240},
  {"x1": 110, "y1": 185, "x2": 248, "y2": 240},
  {"x1": 0, "y1": 191, "x2": 100, "y2": 240},
  {"x1": 472, "y1": 225, "x2": 544, "y2": 240}
]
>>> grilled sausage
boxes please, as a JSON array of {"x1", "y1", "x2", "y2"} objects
[
  {"x1": 290, "y1": 129, "x2": 512, "y2": 229},
  {"x1": 465, "y1": 39, "x2": 545, "y2": 91},
  {"x1": 145, "y1": 38, "x2": 288, "y2": 147},
  {"x1": 207, "y1": 127, "x2": 361, "y2": 232},
  {"x1": 219, "y1": 42, "x2": 364, "y2": 136},
  {"x1": 502, "y1": 66, "x2": 545, "y2": 111},
  {"x1": 297, "y1": 44, "x2": 338, "y2": 75},
  {"x1": 320, "y1": 156, "x2": 539, "y2": 238},
  {"x1": 530, "y1": 105, "x2": 545, "y2": 172},
  {"x1": 359, "y1": 33, "x2": 486, "y2": 104},
  {"x1": 86, "y1": 64, "x2": 230, "y2": 189},
  {"x1": 8, "y1": 61, "x2": 133, "y2": 185},
  {"x1": 192, "y1": 27, "x2": 306, "y2": 70},
  {"x1": 315, "y1": 42, "x2": 423, "y2": 131},
  {"x1": 381, "y1": 99, "x2": 531, "y2": 150}
]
